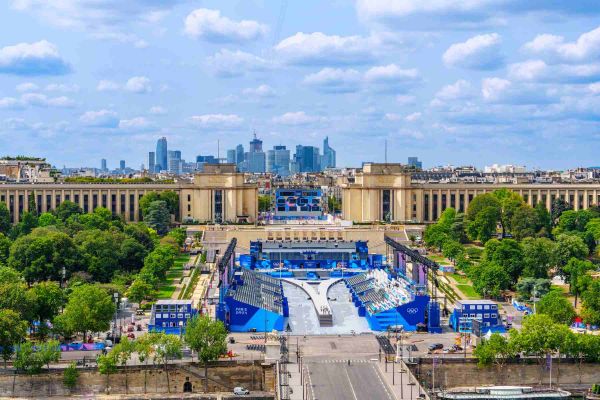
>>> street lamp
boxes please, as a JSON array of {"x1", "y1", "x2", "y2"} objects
[{"x1": 113, "y1": 292, "x2": 119, "y2": 340}]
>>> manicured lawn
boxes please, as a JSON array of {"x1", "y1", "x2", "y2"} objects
[
  {"x1": 456, "y1": 284, "x2": 481, "y2": 299},
  {"x1": 428, "y1": 254, "x2": 447, "y2": 263},
  {"x1": 157, "y1": 254, "x2": 191, "y2": 299},
  {"x1": 450, "y1": 274, "x2": 471, "y2": 285}
]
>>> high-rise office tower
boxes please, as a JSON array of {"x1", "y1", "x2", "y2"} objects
[
  {"x1": 168, "y1": 150, "x2": 182, "y2": 174},
  {"x1": 294, "y1": 145, "x2": 320, "y2": 172},
  {"x1": 155, "y1": 137, "x2": 168, "y2": 172},
  {"x1": 226, "y1": 149, "x2": 236, "y2": 164},
  {"x1": 148, "y1": 152, "x2": 155, "y2": 173},
  {"x1": 235, "y1": 144, "x2": 245, "y2": 170},
  {"x1": 120, "y1": 160, "x2": 125, "y2": 170},
  {"x1": 267, "y1": 145, "x2": 290, "y2": 176},
  {"x1": 249, "y1": 133, "x2": 262, "y2": 153},
  {"x1": 101, "y1": 159, "x2": 107, "y2": 171},
  {"x1": 247, "y1": 134, "x2": 266, "y2": 173},
  {"x1": 322, "y1": 136, "x2": 336, "y2": 169}
]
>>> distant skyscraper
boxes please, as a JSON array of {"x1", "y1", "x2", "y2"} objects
[
  {"x1": 226, "y1": 149, "x2": 236, "y2": 164},
  {"x1": 322, "y1": 136, "x2": 336, "y2": 169},
  {"x1": 156, "y1": 137, "x2": 168, "y2": 172},
  {"x1": 120, "y1": 160, "x2": 125, "y2": 170},
  {"x1": 167, "y1": 150, "x2": 182, "y2": 174},
  {"x1": 235, "y1": 144, "x2": 245, "y2": 169},
  {"x1": 294, "y1": 145, "x2": 320, "y2": 172},
  {"x1": 148, "y1": 152, "x2": 155, "y2": 173},
  {"x1": 408, "y1": 157, "x2": 422, "y2": 169},
  {"x1": 249, "y1": 133, "x2": 263, "y2": 153},
  {"x1": 267, "y1": 145, "x2": 290, "y2": 176},
  {"x1": 101, "y1": 159, "x2": 107, "y2": 171},
  {"x1": 196, "y1": 155, "x2": 217, "y2": 164}
]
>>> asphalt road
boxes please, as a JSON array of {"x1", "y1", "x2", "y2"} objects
[{"x1": 306, "y1": 360, "x2": 394, "y2": 400}]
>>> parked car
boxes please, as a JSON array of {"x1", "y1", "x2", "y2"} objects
[
  {"x1": 427, "y1": 343, "x2": 444, "y2": 353},
  {"x1": 233, "y1": 387, "x2": 250, "y2": 395}
]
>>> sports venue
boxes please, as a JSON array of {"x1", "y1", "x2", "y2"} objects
[{"x1": 216, "y1": 206, "x2": 442, "y2": 334}]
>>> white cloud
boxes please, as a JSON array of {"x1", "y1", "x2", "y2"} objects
[
  {"x1": 11, "y1": 0, "x2": 182, "y2": 30},
  {"x1": 481, "y1": 77, "x2": 556, "y2": 105},
  {"x1": 589, "y1": 82, "x2": 600, "y2": 94},
  {"x1": 434, "y1": 79, "x2": 473, "y2": 101},
  {"x1": 45, "y1": 83, "x2": 79, "y2": 92},
  {"x1": 384, "y1": 113, "x2": 401, "y2": 121},
  {"x1": 275, "y1": 32, "x2": 373, "y2": 65},
  {"x1": 207, "y1": 49, "x2": 270, "y2": 78},
  {"x1": 272, "y1": 111, "x2": 323, "y2": 126},
  {"x1": 184, "y1": 8, "x2": 268, "y2": 43},
  {"x1": 523, "y1": 26, "x2": 600, "y2": 63},
  {"x1": 96, "y1": 79, "x2": 120, "y2": 92},
  {"x1": 125, "y1": 76, "x2": 151, "y2": 93},
  {"x1": 0, "y1": 97, "x2": 23, "y2": 109},
  {"x1": 16, "y1": 82, "x2": 39, "y2": 92},
  {"x1": 189, "y1": 114, "x2": 244, "y2": 129},
  {"x1": 242, "y1": 84, "x2": 276, "y2": 98},
  {"x1": 508, "y1": 60, "x2": 600, "y2": 83},
  {"x1": 149, "y1": 106, "x2": 167, "y2": 115},
  {"x1": 0, "y1": 40, "x2": 71, "y2": 76},
  {"x1": 118, "y1": 117, "x2": 153, "y2": 131},
  {"x1": 80, "y1": 109, "x2": 119, "y2": 128},
  {"x1": 303, "y1": 68, "x2": 361, "y2": 93},
  {"x1": 405, "y1": 112, "x2": 422, "y2": 122},
  {"x1": 443, "y1": 33, "x2": 503, "y2": 70},
  {"x1": 481, "y1": 78, "x2": 511, "y2": 101},
  {"x1": 396, "y1": 95, "x2": 416, "y2": 105},
  {"x1": 19, "y1": 92, "x2": 75, "y2": 108},
  {"x1": 364, "y1": 64, "x2": 421, "y2": 93}
]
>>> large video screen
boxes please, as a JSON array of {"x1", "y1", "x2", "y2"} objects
[{"x1": 275, "y1": 188, "x2": 323, "y2": 217}]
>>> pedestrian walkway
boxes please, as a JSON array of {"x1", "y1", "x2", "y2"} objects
[{"x1": 376, "y1": 357, "x2": 429, "y2": 400}]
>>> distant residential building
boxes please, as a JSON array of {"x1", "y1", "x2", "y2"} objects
[
  {"x1": 322, "y1": 137, "x2": 336, "y2": 169},
  {"x1": 119, "y1": 160, "x2": 125, "y2": 170},
  {"x1": 408, "y1": 157, "x2": 422, "y2": 169},
  {"x1": 148, "y1": 151, "x2": 155, "y2": 173},
  {"x1": 484, "y1": 164, "x2": 527, "y2": 174},
  {"x1": 101, "y1": 159, "x2": 107, "y2": 171},
  {"x1": 156, "y1": 137, "x2": 168, "y2": 172}
]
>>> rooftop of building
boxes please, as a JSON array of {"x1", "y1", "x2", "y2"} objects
[
  {"x1": 455, "y1": 299, "x2": 498, "y2": 305},
  {"x1": 155, "y1": 299, "x2": 193, "y2": 305}
]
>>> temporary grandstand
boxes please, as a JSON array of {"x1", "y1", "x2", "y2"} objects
[
  {"x1": 220, "y1": 269, "x2": 289, "y2": 332},
  {"x1": 345, "y1": 269, "x2": 430, "y2": 331}
]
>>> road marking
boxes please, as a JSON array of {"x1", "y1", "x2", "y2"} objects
[
  {"x1": 306, "y1": 365, "x2": 314, "y2": 400},
  {"x1": 344, "y1": 365, "x2": 359, "y2": 400},
  {"x1": 372, "y1": 363, "x2": 395, "y2": 400}
]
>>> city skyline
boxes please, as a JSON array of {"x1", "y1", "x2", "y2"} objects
[{"x1": 1, "y1": 2, "x2": 600, "y2": 169}]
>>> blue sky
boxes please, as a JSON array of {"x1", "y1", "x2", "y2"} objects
[{"x1": 1, "y1": 1, "x2": 600, "y2": 169}]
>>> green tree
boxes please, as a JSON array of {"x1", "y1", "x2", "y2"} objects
[
  {"x1": 36, "y1": 339, "x2": 61, "y2": 369},
  {"x1": 537, "y1": 290, "x2": 576, "y2": 325},
  {"x1": 581, "y1": 280, "x2": 600, "y2": 326},
  {"x1": 438, "y1": 207, "x2": 456, "y2": 230},
  {"x1": 127, "y1": 278, "x2": 154, "y2": 304},
  {"x1": 0, "y1": 203, "x2": 11, "y2": 235},
  {"x1": 53, "y1": 200, "x2": 83, "y2": 221},
  {"x1": 534, "y1": 202, "x2": 552, "y2": 236},
  {"x1": 0, "y1": 277, "x2": 34, "y2": 320},
  {"x1": 27, "y1": 193, "x2": 37, "y2": 215},
  {"x1": 515, "y1": 278, "x2": 550, "y2": 301},
  {"x1": 74, "y1": 229, "x2": 129, "y2": 282},
  {"x1": 8, "y1": 227, "x2": 79, "y2": 283},
  {"x1": 492, "y1": 188, "x2": 525, "y2": 236},
  {"x1": 184, "y1": 315, "x2": 228, "y2": 392},
  {"x1": 11, "y1": 211, "x2": 39, "y2": 238},
  {"x1": 159, "y1": 191, "x2": 179, "y2": 217},
  {"x1": 483, "y1": 238, "x2": 523, "y2": 283},
  {"x1": 140, "y1": 244, "x2": 176, "y2": 283},
  {"x1": 473, "y1": 333, "x2": 516, "y2": 368},
  {"x1": 442, "y1": 239, "x2": 463, "y2": 263},
  {"x1": 470, "y1": 261, "x2": 511, "y2": 297},
  {"x1": 258, "y1": 195, "x2": 272, "y2": 212},
  {"x1": 556, "y1": 209, "x2": 597, "y2": 234},
  {"x1": 145, "y1": 332, "x2": 183, "y2": 393},
  {"x1": 0, "y1": 233, "x2": 10, "y2": 266},
  {"x1": 63, "y1": 362, "x2": 79, "y2": 391},
  {"x1": 423, "y1": 224, "x2": 449, "y2": 251},
  {"x1": 14, "y1": 341, "x2": 44, "y2": 374},
  {"x1": 511, "y1": 205, "x2": 539, "y2": 240},
  {"x1": 110, "y1": 338, "x2": 136, "y2": 393},
  {"x1": 124, "y1": 223, "x2": 157, "y2": 251},
  {"x1": 450, "y1": 212, "x2": 468, "y2": 243},
  {"x1": 54, "y1": 284, "x2": 116, "y2": 341},
  {"x1": 552, "y1": 234, "x2": 589, "y2": 272},
  {"x1": 551, "y1": 198, "x2": 572, "y2": 226},
  {"x1": 144, "y1": 200, "x2": 170, "y2": 235},
  {"x1": 167, "y1": 227, "x2": 187, "y2": 248},
  {"x1": 29, "y1": 281, "x2": 64, "y2": 337},
  {"x1": 563, "y1": 258, "x2": 594, "y2": 307},
  {"x1": 0, "y1": 309, "x2": 28, "y2": 367},
  {"x1": 467, "y1": 206, "x2": 500, "y2": 243},
  {"x1": 37, "y1": 212, "x2": 58, "y2": 227},
  {"x1": 97, "y1": 353, "x2": 117, "y2": 391},
  {"x1": 521, "y1": 237, "x2": 555, "y2": 279},
  {"x1": 509, "y1": 314, "x2": 561, "y2": 367}
]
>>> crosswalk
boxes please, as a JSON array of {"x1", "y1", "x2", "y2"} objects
[{"x1": 309, "y1": 359, "x2": 373, "y2": 364}]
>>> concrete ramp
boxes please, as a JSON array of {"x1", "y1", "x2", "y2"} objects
[{"x1": 281, "y1": 278, "x2": 341, "y2": 326}]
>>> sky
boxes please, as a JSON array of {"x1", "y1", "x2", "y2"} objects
[{"x1": 1, "y1": 1, "x2": 600, "y2": 170}]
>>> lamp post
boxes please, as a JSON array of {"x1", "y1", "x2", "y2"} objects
[{"x1": 112, "y1": 292, "x2": 119, "y2": 340}]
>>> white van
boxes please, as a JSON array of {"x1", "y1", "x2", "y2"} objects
[{"x1": 233, "y1": 387, "x2": 250, "y2": 395}]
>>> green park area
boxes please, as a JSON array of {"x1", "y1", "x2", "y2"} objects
[{"x1": 156, "y1": 254, "x2": 191, "y2": 299}]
